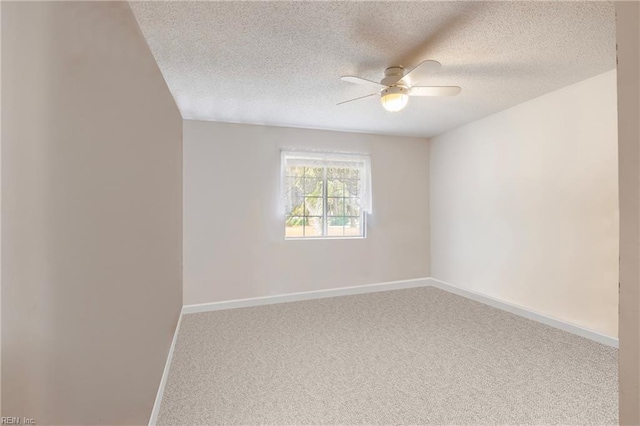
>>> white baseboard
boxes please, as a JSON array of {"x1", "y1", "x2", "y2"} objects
[
  {"x1": 181, "y1": 277, "x2": 617, "y2": 348},
  {"x1": 148, "y1": 312, "x2": 182, "y2": 426},
  {"x1": 182, "y1": 277, "x2": 430, "y2": 314},
  {"x1": 427, "y1": 278, "x2": 618, "y2": 348}
]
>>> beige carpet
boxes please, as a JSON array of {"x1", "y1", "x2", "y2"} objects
[{"x1": 157, "y1": 287, "x2": 617, "y2": 425}]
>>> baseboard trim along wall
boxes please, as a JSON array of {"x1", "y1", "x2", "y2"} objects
[
  {"x1": 181, "y1": 277, "x2": 431, "y2": 314},
  {"x1": 427, "y1": 278, "x2": 619, "y2": 348},
  {"x1": 181, "y1": 277, "x2": 617, "y2": 347},
  {"x1": 149, "y1": 313, "x2": 183, "y2": 426}
]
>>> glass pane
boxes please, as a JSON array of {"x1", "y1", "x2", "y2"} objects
[
  {"x1": 344, "y1": 179, "x2": 359, "y2": 197},
  {"x1": 304, "y1": 196, "x2": 323, "y2": 216},
  {"x1": 285, "y1": 217, "x2": 306, "y2": 238},
  {"x1": 327, "y1": 223, "x2": 344, "y2": 237},
  {"x1": 285, "y1": 176, "x2": 297, "y2": 190},
  {"x1": 288, "y1": 195, "x2": 306, "y2": 216},
  {"x1": 285, "y1": 216, "x2": 326, "y2": 238},
  {"x1": 328, "y1": 215, "x2": 349, "y2": 226},
  {"x1": 344, "y1": 217, "x2": 362, "y2": 236},
  {"x1": 303, "y1": 178, "x2": 323, "y2": 196},
  {"x1": 327, "y1": 197, "x2": 344, "y2": 216},
  {"x1": 327, "y1": 167, "x2": 347, "y2": 179},
  {"x1": 304, "y1": 167, "x2": 323, "y2": 179},
  {"x1": 344, "y1": 198, "x2": 360, "y2": 217},
  {"x1": 348, "y1": 168, "x2": 360, "y2": 180},
  {"x1": 326, "y1": 178, "x2": 344, "y2": 197},
  {"x1": 285, "y1": 177, "x2": 304, "y2": 215},
  {"x1": 304, "y1": 216, "x2": 323, "y2": 237},
  {"x1": 287, "y1": 166, "x2": 305, "y2": 178}
]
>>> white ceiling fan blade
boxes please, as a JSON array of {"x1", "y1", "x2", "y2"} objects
[
  {"x1": 409, "y1": 86, "x2": 461, "y2": 97},
  {"x1": 341, "y1": 76, "x2": 385, "y2": 90},
  {"x1": 337, "y1": 93, "x2": 377, "y2": 106},
  {"x1": 399, "y1": 60, "x2": 442, "y2": 87}
]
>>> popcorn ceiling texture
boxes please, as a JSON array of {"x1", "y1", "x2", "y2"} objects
[
  {"x1": 157, "y1": 287, "x2": 617, "y2": 425},
  {"x1": 130, "y1": 1, "x2": 615, "y2": 138}
]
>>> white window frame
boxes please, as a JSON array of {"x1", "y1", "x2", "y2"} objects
[{"x1": 281, "y1": 150, "x2": 372, "y2": 240}]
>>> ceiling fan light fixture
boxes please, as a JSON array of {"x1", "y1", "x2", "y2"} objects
[{"x1": 380, "y1": 86, "x2": 409, "y2": 112}]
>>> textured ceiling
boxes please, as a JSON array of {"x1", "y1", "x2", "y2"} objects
[{"x1": 130, "y1": 1, "x2": 616, "y2": 138}]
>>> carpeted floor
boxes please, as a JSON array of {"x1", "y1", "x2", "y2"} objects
[{"x1": 157, "y1": 287, "x2": 618, "y2": 425}]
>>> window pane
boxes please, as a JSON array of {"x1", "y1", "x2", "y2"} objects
[
  {"x1": 286, "y1": 216, "x2": 325, "y2": 238},
  {"x1": 327, "y1": 167, "x2": 347, "y2": 179},
  {"x1": 328, "y1": 215, "x2": 350, "y2": 226},
  {"x1": 287, "y1": 166, "x2": 305, "y2": 178},
  {"x1": 286, "y1": 175, "x2": 300, "y2": 188},
  {"x1": 304, "y1": 196, "x2": 323, "y2": 216},
  {"x1": 288, "y1": 196, "x2": 306, "y2": 216},
  {"x1": 304, "y1": 216, "x2": 323, "y2": 237},
  {"x1": 285, "y1": 177, "x2": 304, "y2": 215},
  {"x1": 326, "y1": 178, "x2": 345, "y2": 197},
  {"x1": 285, "y1": 224, "x2": 304, "y2": 238},
  {"x1": 327, "y1": 223, "x2": 344, "y2": 237},
  {"x1": 303, "y1": 178, "x2": 323, "y2": 195},
  {"x1": 285, "y1": 216, "x2": 306, "y2": 238},
  {"x1": 344, "y1": 198, "x2": 360, "y2": 217},
  {"x1": 344, "y1": 179, "x2": 359, "y2": 197},
  {"x1": 304, "y1": 167, "x2": 323, "y2": 179},
  {"x1": 327, "y1": 197, "x2": 344, "y2": 216},
  {"x1": 343, "y1": 217, "x2": 362, "y2": 236}
]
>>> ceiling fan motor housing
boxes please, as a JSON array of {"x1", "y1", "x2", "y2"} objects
[{"x1": 381, "y1": 66, "x2": 405, "y2": 86}]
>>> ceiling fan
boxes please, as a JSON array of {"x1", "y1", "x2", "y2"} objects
[{"x1": 339, "y1": 60, "x2": 461, "y2": 112}]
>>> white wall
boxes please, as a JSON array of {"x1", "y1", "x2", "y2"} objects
[
  {"x1": 2, "y1": 2, "x2": 182, "y2": 424},
  {"x1": 430, "y1": 70, "x2": 619, "y2": 338},
  {"x1": 184, "y1": 120, "x2": 430, "y2": 305}
]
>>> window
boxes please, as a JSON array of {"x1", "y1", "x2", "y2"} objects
[{"x1": 282, "y1": 151, "x2": 372, "y2": 239}]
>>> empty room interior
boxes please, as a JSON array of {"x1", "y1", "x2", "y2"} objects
[{"x1": 2, "y1": 1, "x2": 640, "y2": 425}]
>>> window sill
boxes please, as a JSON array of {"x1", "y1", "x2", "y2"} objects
[{"x1": 284, "y1": 236, "x2": 366, "y2": 241}]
